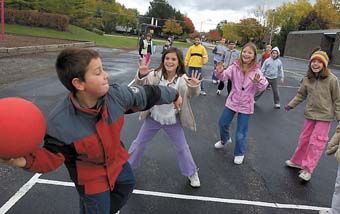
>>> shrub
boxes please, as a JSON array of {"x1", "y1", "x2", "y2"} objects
[{"x1": 5, "y1": 9, "x2": 69, "y2": 31}]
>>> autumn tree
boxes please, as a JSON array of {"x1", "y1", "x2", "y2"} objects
[
  {"x1": 217, "y1": 20, "x2": 228, "y2": 35},
  {"x1": 183, "y1": 16, "x2": 195, "y2": 34},
  {"x1": 206, "y1": 29, "x2": 220, "y2": 42},
  {"x1": 268, "y1": 0, "x2": 312, "y2": 32},
  {"x1": 221, "y1": 22, "x2": 241, "y2": 42},
  {"x1": 162, "y1": 18, "x2": 183, "y2": 36},
  {"x1": 298, "y1": 10, "x2": 329, "y2": 30},
  {"x1": 238, "y1": 18, "x2": 262, "y2": 44},
  {"x1": 314, "y1": 0, "x2": 340, "y2": 28},
  {"x1": 145, "y1": 0, "x2": 183, "y2": 28}
]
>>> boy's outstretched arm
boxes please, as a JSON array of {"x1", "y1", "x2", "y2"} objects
[{"x1": 110, "y1": 84, "x2": 181, "y2": 114}]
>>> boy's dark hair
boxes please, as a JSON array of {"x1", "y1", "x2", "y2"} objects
[
  {"x1": 194, "y1": 35, "x2": 201, "y2": 39},
  {"x1": 56, "y1": 48, "x2": 100, "y2": 93},
  {"x1": 228, "y1": 40, "x2": 236, "y2": 44}
]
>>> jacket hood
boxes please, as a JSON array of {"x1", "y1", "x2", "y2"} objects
[{"x1": 271, "y1": 47, "x2": 280, "y2": 56}]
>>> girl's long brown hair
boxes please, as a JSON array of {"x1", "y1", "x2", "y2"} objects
[
  {"x1": 155, "y1": 47, "x2": 186, "y2": 81},
  {"x1": 306, "y1": 48, "x2": 330, "y2": 80},
  {"x1": 239, "y1": 42, "x2": 257, "y2": 73}
]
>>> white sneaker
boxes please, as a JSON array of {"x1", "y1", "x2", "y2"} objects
[
  {"x1": 200, "y1": 91, "x2": 207, "y2": 96},
  {"x1": 214, "y1": 138, "x2": 232, "y2": 149},
  {"x1": 319, "y1": 209, "x2": 332, "y2": 214},
  {"x1": 188, "y1": 171, "x2": 200, "y2": 188},
  {"x1": 274, "y1": 103, "x2": 281, "y2": 109},
  {"x1": 299, "y1": 170, "x2": 312, "y2": 181},
  {"x1": 216, "y1": 90, "x2": 221, "y2": 95},
  {"x1": 234, "y1": 155, "x2": 245, "y2": 164},
  {"x1": 212, "y1": 80, "x2": 218, "y2": 84},
  {"x1": 285, "y1": 160, "x2": 301, "y2": 169}
]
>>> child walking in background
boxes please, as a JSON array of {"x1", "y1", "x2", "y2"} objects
[
  {"x1": 128, "y1": 47, "x2": 202, "y2": 187},
  {"x1": 213, "y1": 43, "x2": 268, "y2": 164},
  {"x1": 258, "y1": 44, "x2": 272, "y2": 67},
  {"x1": 254, "y1": 46, "x2": 284, "y2": 108},
  {"x1": 212, "y1": 38, "x2": 227, "y2": 84},
  {"x1": 285, "y1": 50, "x2": 340, "y2": 181},
  {"x1": 141, "y1": 33, "x2": 154, "y2": 64},
  {"x1": 185, "y1": 35, "x2": 208, "y2": 95},
  {"x1": 216, "y1": 40, "x2": 240, "y2": 96}
]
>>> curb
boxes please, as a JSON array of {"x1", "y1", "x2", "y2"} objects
[{"x1": 0, "y1": 41, "x2": 95, "y2": 58}]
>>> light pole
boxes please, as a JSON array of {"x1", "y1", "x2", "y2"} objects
[
  {"x1": 1, "y1": 0, "x2": 4, "y2": 41},
  {"x1": 269, "y1": 9, "x2": 275, "y2": 45},
  {"x1": 200, "y1": 18, "x2": 212, "y2": 33}
]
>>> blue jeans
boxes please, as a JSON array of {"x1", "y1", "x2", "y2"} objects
[
  {"x1": 187, "y1": 67, "x2": 204, "y2": 90},
  {"x1": 212, "y1": 61, "x2": 219, "y2": 81},
  {"x1": 219, "y1": 107, "x2": 250, "y2": 156},
  {"x1": 78, "y1": 162, "x2": 135, "y2": 214}
]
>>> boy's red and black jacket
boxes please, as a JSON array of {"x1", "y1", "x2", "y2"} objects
[{"x1": 24, "y1": 84, "x2": 178, "y2": 195}]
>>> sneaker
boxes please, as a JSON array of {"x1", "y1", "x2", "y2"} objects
[
  {"x1": 216, "y1": 90, "x2": 221, "y2": 95},
  {"x1": 200, "y1": 91, "x2": 207, "y2": 96},
  {"x1": 274, "y1": 103, "x2": 281, "y2": 109},
  {"x1": 115, "y1": 211, "x2": 120, "y2": 214},
  {"x1": 214, "y1": 138, "x2": 232, "y2": 149},
  {"x1": 234, "y1": 155, "x2": 245, "y2": 165},
  {"x1": 212, "y1": 80, "x2": 218, "y2": 84},
  {"x1": 319, "y1": 209, "x2": 332, "y2": 214},
  {"x1": 188, "y1": 171, "x2": 200, "y2": 188},
  {"x1": 285, "y1": 160, "x2": 301, "y2": 169},
  {"x1": 299, "y1": 170, "x2": 312, "y2": 181}
]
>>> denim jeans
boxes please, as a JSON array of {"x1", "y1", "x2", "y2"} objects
[
  {"x1": 78, "y1": 162, "x2": 135, "y2": 214},
  {"x1": 187, "y1": 66, "x2": 204, "y2": 90},
  {"x1": 219, "y1": 106, "x2": 250, "y2": 156},
  {"x1": 212, "y1": 61, "x2": 219, "y2": 81}
]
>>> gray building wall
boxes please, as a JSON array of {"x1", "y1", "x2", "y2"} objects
[
  {"x1": 284, "y1": 33, "x2": 323, "y2": 59},
  {"x1": 285, "y1": 30, "x2": 340, "y2": 66}
]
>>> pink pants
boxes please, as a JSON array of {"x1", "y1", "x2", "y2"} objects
[{"x1": 290, "y1": 118, "x2": 330, "y2": 173}]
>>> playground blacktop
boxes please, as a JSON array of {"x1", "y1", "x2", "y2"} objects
[{"x1": 0, "y1": 45, "x2": 340, "y2": 214}]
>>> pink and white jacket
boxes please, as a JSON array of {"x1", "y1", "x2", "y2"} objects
[{"x1": 215, "y1": 60, "x2": 268, "y2": 114}]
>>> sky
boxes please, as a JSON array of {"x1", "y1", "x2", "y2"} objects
[{"x1": 116, "y1": 0, "x2": 316, "y2": 32}]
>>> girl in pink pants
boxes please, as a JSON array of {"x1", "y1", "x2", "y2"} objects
[{"x1": 284, "y1": 49, "x2": 340, "y2": 181}]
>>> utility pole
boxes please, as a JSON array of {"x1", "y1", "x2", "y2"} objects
[
  {"x1": 1, "y1": 0, "x2": 4, "y2": 41},
  {"x1": 269, "y1": 9, "x2": 275, "y2": 45}
]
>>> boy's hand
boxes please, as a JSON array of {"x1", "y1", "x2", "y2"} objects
[
  {"x1": 184, "y1": 70, "x2": 201, "y2": 86},
  {"x1": 174, "y1": 95, "x2": 182, "y2": 111},
  {"x1": 138, "y1": 57, "x2": 151, "y2": 77},
  {"x1": 215, "y1": 61, "x2": 224, "y2": 73},
  {"x1": 250, "y1": 73, "x2": 261, "y2": 83},
  {"x1": 284, "y1": 105, "x2": 292, "y2": 112},
  {"x1": 0, "y1": 157, "x2": 26, "y2": 168}
]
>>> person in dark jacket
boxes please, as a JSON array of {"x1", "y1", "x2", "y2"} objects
[
  {"x1": 138, "y1": 33, "x2": 144, "y2": 58},
  {"x1": 0, "y1": 48, "x2": 182, "y2": 214}
]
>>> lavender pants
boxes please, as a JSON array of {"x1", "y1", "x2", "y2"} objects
[
  {"x1": 128, "y1": 117, "x2": 197, "y2": 177},
  {"x1": 290, "y1": 118, "x2": 330, "y2": 173}
]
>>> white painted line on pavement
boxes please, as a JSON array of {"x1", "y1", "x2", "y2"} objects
[
  {"x1": 128, "y1": 79, "x2": 135, "y2": 87},
  {"x1": 35, "y1": 178, "x2": 329, "y2": 212},
  {"x1": 0, "y1": 173, "x2": 41, "y2": 214}
]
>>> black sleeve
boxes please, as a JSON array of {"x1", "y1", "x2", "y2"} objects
[
  {"x1": 212, "y1": 46, "x2": 217, "y2": 54},
  {"x1": 43, "y1": 135, "x2": 77, "y2": 163}
]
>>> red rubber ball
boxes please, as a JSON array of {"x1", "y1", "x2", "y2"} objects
[{"x1": 0, "y1": 97, "x2": 46, "y2": 158}]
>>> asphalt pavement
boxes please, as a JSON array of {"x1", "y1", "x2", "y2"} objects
[{"x1": 0, "y1": 45, "x2": 340, "y2": 214}]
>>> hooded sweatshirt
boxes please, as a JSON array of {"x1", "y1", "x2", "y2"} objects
[{"x1": 261, "y1": 47, "x2": 284, "y2": 80}]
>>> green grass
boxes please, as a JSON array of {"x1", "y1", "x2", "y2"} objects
[{"x1": 4, "y1": 24, "x2": 190, "y2": 48}]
